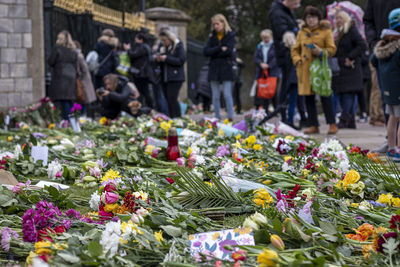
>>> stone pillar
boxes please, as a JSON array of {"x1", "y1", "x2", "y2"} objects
[
  {"x1": 146, "y1": 7, "x2": 190, "y2": 101},
  {"x1": 0, "y1": 0, "x2": 45, "y2": 109}
]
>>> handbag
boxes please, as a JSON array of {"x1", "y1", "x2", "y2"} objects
[
  {"x1": 76, "y1": 78, "x2": 86, "y2": 104},
  {"x1": 257, "y1": 69, "x2": 277, "y2": 99},
  {"x1": 310, "y1": 50, "x2": 332, "y2": 97},
  {"x1": 328, "y1": 57, "x2": 340, "y2": 77}
]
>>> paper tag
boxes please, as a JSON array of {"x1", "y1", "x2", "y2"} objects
[
  {"x1": 189, "y1": 228, "x2": 254, "y2": 261},
  {"x1": 35, "y1": 181, "x2": 69, "y2": 190},
  {"x1": 4, "y1": 115, "x2": 10, "y2": 125},
  {"x1": 31, "y1": 146, "x2": 49, "y2": 166}
]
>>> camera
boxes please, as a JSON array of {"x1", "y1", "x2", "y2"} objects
[{"x1": 98, "y1": 87, "x2": 106, "y2": 95}]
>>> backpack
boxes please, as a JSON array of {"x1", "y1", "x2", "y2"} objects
[{"x1": 86, "y1": 51, "x2": 99, "y2": 73}]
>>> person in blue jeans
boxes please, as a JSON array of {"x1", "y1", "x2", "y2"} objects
[{"x1": 203, "y1": 14, "x2": 235, "y2": 121}]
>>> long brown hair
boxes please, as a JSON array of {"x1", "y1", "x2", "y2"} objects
[{"x1": 56, "y1": 30, "x2": 76, "y2": 50}]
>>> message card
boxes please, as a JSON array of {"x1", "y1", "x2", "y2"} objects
[
  {"x1": 189, "y1": 228, "x2": 254, "y2": 261},
  {"x1": 31, "y1": 146, "x2": 49, "y2": 166}
]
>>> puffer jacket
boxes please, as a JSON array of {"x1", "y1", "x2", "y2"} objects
[
  {"x1": 94, "y1": 35, "x2": 119, "y2": 77},
  {"x1": 291, "y1": 20, "x2": 337, "y2": 95}
]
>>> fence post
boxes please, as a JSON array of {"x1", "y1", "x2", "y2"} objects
[{"x1": 43, "y1": 0, "x2": 54, "y2": 91}]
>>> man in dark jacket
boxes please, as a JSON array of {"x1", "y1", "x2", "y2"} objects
[
  {"x1": 97, "y1": 74, "x2": 151, "y2": 119},
  {"x1": 364, "y1": 0, "x2": 400, "y2": 152},
  {"x1": 269, "y1": 0, "x2": 306, "y2": 128}
]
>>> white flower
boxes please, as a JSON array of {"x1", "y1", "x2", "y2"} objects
[
  {"x1": 14, "y1": 145, "x2": 23, "y2": 159},
  {"x1": 60, "y1": 138, "x2": 75, "y2": 149},
  {"x1": 217, "y1": 160, "x2": 236, "y2": 177},
  {"x1": 243, "y1": 217, "x2": 259, "y2": 231},
  {"x1": 136, "y1": 207, "x2": 149, "y2": 217},
  {"x1": 350, "y1": 181, "x2": 365, "y2": 197},
  {"x1": 47, "y1": 159, "x2": 62, "y2": 179},
  {"x1": 89, "y1": 192, "x2": 100, "y2": 211},
  {"x1": 195, "y1": 155, "x2": 205, "y2": 165},
  {"x1": 32, "y1": 257, "x2": 50, "y2": 267},
  {"x1": 319, "y1": 139, "x2": 343, "y2": 154},
  {"x1": 301, "y1": 188, "x2": 316, "y2": 201},
  {"x1": 359, "y1": 200, "x2": 373, "y2": 211},
  {"x1": 100, "y1": 221, "x2": 121, "y2": 258},
  {"x1": 250, "y1": 212, "x2": 268, "y2": 226}
]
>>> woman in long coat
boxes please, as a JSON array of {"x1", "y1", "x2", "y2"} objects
[
  {"x1": 332, "y1": 11, "x2": 366, "y2": 129},
  {"x1": 203, "y1": 14, "x2": 235, "y2": 121},
  {"x1": 291, "y1": 6, "x2": 337, "y2": 134},
  {"x1": 47, "y1": 30, "x2": 78, "y2": 120}
]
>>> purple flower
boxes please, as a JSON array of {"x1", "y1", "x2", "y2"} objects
[
  {"x1": 32, "y1": 132, "x2": 47, "y2": 139},
  {"x1": 0, "y1": 227, "x2": 19, "y2": 252},
  {"x1": 216, "y1": 145, "x2": 230, "y2": 157},
  {"x1": 65, "y1": 209, "x2": 81, "y2": 219},
  {"x1": 70, "y1": 103, "x2": 82, "y2": 113},
  {"x1": 354, "y1": 215, "x2": 364, "y2": 220},
  {"x1": 96, "y1": 159, "x2": 108, "y2": 169},
  {"x1": 368, "y1": 201, "x2": 386, "y2": 207}
]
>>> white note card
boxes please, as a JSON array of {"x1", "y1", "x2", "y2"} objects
[{"x1": 31, "y1": 146, "x2": 49, "y2": 166}]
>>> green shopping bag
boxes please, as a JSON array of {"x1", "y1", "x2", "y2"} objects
[
  {"x1": 309, "y1": 50, "x2": 332, "y2": 97},
  {"x1": 117, "y1": 52, "x2": 131, "y2": 77}
]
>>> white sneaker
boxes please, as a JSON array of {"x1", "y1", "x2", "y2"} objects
[{"x1": 372, "y1": 140, "x2": 388, "y2": 154}]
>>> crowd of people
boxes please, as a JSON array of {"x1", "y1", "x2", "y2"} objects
[{"x1": 46, "y1": 0, "x2": 400, "y2": 157}]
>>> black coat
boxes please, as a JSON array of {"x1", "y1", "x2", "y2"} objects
[
  {"x1": 47, "y1": 45, "x2": 77, "y2": 101},
  {"x1": 94, "y1": 38, "x2": 118, "y2": 77},
  {"x1": 128, "y1": 42, "x2": 154, "y2": 80},
  {"x1": 332, "y1": 25, "x2": 366, "y2": 94},
  {"x1": 269, "y1": 0, "x2": 299, "y2": 67},
  {"x1": 364, "y1": 0, "x2": 400, "y2": 50},
  {"x1": 160, "y1": 41, "x2": 186, "y2": 83},
  {"x1": 203, "y1": 30, "x2": 236, "y2": 82},
  {"x1": 196, "y1": 64, "x2": 212, "y2": 98},
  {"x1": 254, "y1": 42, "x2": 280, "y2": 79}
]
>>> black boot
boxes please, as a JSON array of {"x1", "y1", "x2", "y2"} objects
[
  {"x1": 348, "y1": 114, "x2": 356, "y2": 129},
  {"x1": 338, "y1": 113, "x2": 349, "y2": 128}
]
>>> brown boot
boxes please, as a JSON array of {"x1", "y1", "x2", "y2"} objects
[
  {"x1": 304, "y1": 126, "x2": 320, "y2": 134},
  {"x1": 327, "y1": 124, "x2": 338, "y2": 135}
]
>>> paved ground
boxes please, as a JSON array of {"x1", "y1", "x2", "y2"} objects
[{"x1": 189, "y1": 112, "x2": 386, "y2": 151}]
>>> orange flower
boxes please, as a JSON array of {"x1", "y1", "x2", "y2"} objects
[
  {"x1": 367, "y1": 152, "x2": 380, "y2": 163},
  {"x1": 362, "y1": 244, "x2": 375, "y2": 259},
  {"x1": 346, "y1": 223, "x2": 375, "y2": 241}
]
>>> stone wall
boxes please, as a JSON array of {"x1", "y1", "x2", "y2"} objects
[{"x1": 0, "y1": 0, "x2": 44, "y2": 109}]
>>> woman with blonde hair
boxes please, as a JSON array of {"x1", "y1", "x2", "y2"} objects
[
  {"x1": 332, "y1": 11, "x2": 366, "y2": 129},
  {"x1": 203, "y1": 13, "x2": 235, "y2": 121},
  {"x1": 47, "y1": 30, "x2": 78, "y2": 120},
  {"x1": 156, "y1": 30, "x2": 186, "y2": 118}
]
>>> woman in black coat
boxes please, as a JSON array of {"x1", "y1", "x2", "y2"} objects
[
  {"x1": 126, "y1": 33, "x2": 154, "y2": 108},
  {"x1": 156, "y1": 30, "x2": 186, "y2": 118},
  {"x1": 47, "y1": 30, "x2": 78, "y2": 120},
  {"x1": 203, "y1": 14, "x2": 235, "y2": 121},
  {"x1": 332, "y1": 11, "x2": 366, "y2": 129}
]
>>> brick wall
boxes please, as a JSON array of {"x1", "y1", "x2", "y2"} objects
[{"x1": 0, "y1": 0, "x2": 44, "y2": 109}]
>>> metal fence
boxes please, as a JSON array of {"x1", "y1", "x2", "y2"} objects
[{"x1": 186, "y1": 38, "x2": 206, "y2": 103}]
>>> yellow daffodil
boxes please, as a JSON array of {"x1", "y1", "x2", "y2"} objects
[
  {"x1": 257, "y1": 249, "x2": 278, "y2": 267},
  {"x1": 99, "y1": 116, "x2": 107, "y2": 125},
  {"x1": 154, "y1": 230, "x2": 163, "y2": 243},
  {"x1": 253, "y1": 144, "x2": 262, "y2": 151}
]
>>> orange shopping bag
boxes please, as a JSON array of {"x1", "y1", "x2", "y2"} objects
[{"x1": 257, "y1": 69, "x2": 277, "y2": 99}]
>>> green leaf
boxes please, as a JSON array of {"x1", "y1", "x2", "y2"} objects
[
  {"x1": 319, "y1": 221, "x2": 337, "y2": 235},
  {"x1": 57, "y1": 252, "x2": 80, "y2": 263},
  {"x1": 88, "y1": 241, "x2": 103, "y2": 257},
  {"x1": 272, "y1": 217, "x2": 282, "y2": 233},
  {"x1": 322, "y1": 234, "x2": 338, "y2": 242},
  {"x1": 47, "y1": 186, "x2": 60, "y2": 199},
  {"x1": 160, "y1": 225, "x2": 182, "y2": 237}
]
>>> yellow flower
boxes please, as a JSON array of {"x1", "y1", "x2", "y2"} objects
[
  {"x1": 35, "y1": 241, "x2": 52, "y2": 255},
  {"x1": 189, "y1": 235, "x2": 194, "y2": 240},
  {"x1": 104, "y1": 203, "x2": 119, "y2": 213},
  {"x1": 302, "y1": 169, "x2": 310, "y2": 177},
  {"x1": 154, "y1": 230, "x2": 163, "y2": 243},
  {"x1": 224, "y1": 118, "x2": 230, "y2": 124},
  {"x1": 132, "y1": 191, "x2": 149, "y2": 201},
  {"x1": 21, "y1": 124, "x2": 28, "y2": 130},
  {"x1": 269, "y1": 135, "x2": 276, "y2": 142},
  {"x1": 392, "y1": 197, "x2": 400, "y2": 207},
  {"x1": 7, "y1": 136, "x2": 13, "y2": 142},
  {"x1": 236, "y1": 134, "x2": 242, "y2": 140},
  {"x1": 284, "y1": 156, "x2": 292, "y2": 162},
  {"x1": 187, "y1": 147, "x2": 192, "y2": 156},
  {"x1": 377, "y1": 193, "x2": 393, "y2": 205},
  {"x1": 253, "y1": 188, "x2": 274, "y2": 208},
  {"x1": 342, "y1": 170, "x2": 360, "y2": 188},
  {"x1": 246, "y1": 135, "x2": 257, "y2": 145},
  {"x1": 48, "y1": 123, "x2": 55, "y2": 129},
  {"x1": 362, "y1": 244, "x2": 375, "y2": 259},
  {"x1": 263, "y1": 179, "x2": 272, "y2": 185},
  {"x1": 26, "y1": 251, "x2": 36, "y2": 265},
  {"x1": 101, "y1": 169, "x2": 121, "y2": 183},
  {"x1": 253, "y1": 144, "x2": 262, "y2": 151},
  {"x1": 351, "y1": 203, "x2": 359, "y2": 208},
  {"x1": 257, "y1": 249, "x2": 278, "y2": 267},
  {"x1": 212, "y1": 232, "x2": 220, "y2": 241},
  {"x1": 145, "y1": 145, "x2": 155, "y2": 155},
  {"x1": 285, "y1": 135, "x2": 294, "y2": 140},
  {"x1": 235, "y1": 141, "x2": 242, "y2": 149},
  {"x1": 121, "y1": 221, "x2": 142, "y2": 235},
  {"x1": 106, "y1": 150, "x2": 113, "y2": 157},
  {"x1": 205, "y1": 181, "x2": 214, "y2": 187},
  {"x1": 254, "y1": 198, "x2": 266, "y2": 207},
  {"x1": 218, "y1": 128, "x2": 225, "y2": 136},
  {"x1": 99, "y1": 116, "x2": 107, "y2": 125},
  {"x1": 160, "y1": 121, "x2": 171, "y2": 134}
]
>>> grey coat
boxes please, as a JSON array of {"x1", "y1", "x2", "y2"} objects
[
  {"x1": 77, "y1": 51, "x2": 96, "y2": 104},
  {"x1": 47, "y1": 45, "x2": 77, "y2": 101}
]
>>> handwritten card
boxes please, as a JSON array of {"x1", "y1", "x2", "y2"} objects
[
  {"x1": 31, "y1": 146, "x2": 49, "y2": 166},
  {"x1": 189, "y1": 228, "x2": 254, "y2": 261}
]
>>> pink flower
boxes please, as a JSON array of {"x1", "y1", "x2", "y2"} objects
[
  {"x1": 55, "y1": 171, "x2": 63, "y2": 178},
  {"x1": 102, "y1": 192, "x2": 119, "y2": 204},
  {"x1": 166, "y1": 177, "x2": 175, "y2": 184},
  {"x1": 176, "y1": 157, "x2": 185, "y2": 167},
  {"x1": 104, "y1": 182, "x2": 117, "y2": 192}
]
